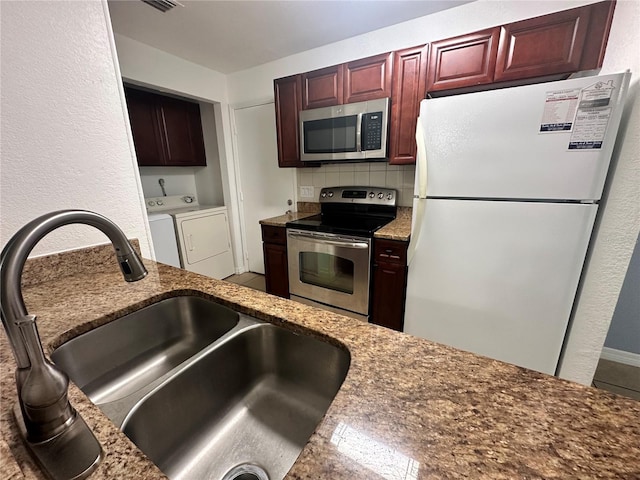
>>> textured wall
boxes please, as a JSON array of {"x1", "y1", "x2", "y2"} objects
[
  {"x1": 0, "y1": 1, "x2": 151, "y2": 258},
  {"x1": 605, "y1": 234, "x2": 640, "y2": 355},
  {"x1": 557, "y1": 0, "x2": 640, "y2": 383}
]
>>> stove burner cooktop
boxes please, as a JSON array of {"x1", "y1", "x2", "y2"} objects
[
  {"x1": 288, "y1": 214, "x2": 392, "y2": 237},
  {"x1": 286, "y1": 186, "x2": 397, "y2": 238}
]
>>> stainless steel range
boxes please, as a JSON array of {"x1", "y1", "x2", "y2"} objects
[{"x1": 286, "y1": 186, "x2": 397, "y2": 321}]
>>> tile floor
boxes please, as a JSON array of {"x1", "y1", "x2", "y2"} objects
[
  {"x1": 224, "y1": 272, "x2": 266, "y2": 292},
  {"x1": 592, "y1": 358, "x2": 640, "y2": 401}
]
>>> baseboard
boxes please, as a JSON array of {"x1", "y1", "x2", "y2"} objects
[{"x1": 600, "y1": 347, "x2": 640, "y2": 368}]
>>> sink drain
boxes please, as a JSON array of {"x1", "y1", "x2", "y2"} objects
[{"x1": 221, "y1": 463, "x2": 269, "y2": 480}]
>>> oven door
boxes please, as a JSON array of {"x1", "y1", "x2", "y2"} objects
[{"x1": 287, "y1": 229, "x2": 371, "y2": 316}]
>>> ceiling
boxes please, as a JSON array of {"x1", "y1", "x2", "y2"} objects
[{"x1": 107, "y1": 0, "x2": 473, "y2": 74}]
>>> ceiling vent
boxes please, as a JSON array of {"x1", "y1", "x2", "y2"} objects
[{"x1": 141, "y1": 0, "x2": 182, "y2": 13}]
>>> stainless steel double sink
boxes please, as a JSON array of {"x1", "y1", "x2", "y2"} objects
[{"x1": 51, "y1": 296, "x2": 350, "y2": 480}]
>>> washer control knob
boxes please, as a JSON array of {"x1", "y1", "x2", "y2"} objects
[
  {"x1": 321, "y1": 192, "x2": 327, "y2": 198},
  {"x1": 387, "y1": 193, "x2": 393, "y2": 200},
  {"x1": 369, "y1": 192, "x2": 375, "y2": 198},
  {"x1": 378, "y1": 192, "x2": 384, "y2": 199},
  {"x1": 328, "y1": 191, "x2": 334, "y2": 198},
  {"x1": 183, "y1": 196, "x2": 194, "y2": 203},
  {"x1": 156, "y1": 200, "x2": 164, "y2": 206},
  {"x1": 147, "y1": 201, "x2": 156, "y2": 207}
]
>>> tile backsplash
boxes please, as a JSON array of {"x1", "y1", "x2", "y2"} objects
[{"x1": 297, "y1": 163, "x2": 415, "y2": 207}]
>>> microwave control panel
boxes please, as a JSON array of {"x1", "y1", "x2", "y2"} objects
[{"x1": 362, "y1": 112, "x2": 383, "y2": 151}]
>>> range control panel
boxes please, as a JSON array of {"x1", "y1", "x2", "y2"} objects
[
  {"x1": 145, "y1": 195, "x2": 197, "y2": 213},
  {"x1": 319, "y1": 186, "x2": 397, "y2": 206}
]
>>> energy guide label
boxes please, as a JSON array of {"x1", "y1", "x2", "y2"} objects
[
  {"x1": 539, "y1": 88, "x2": 580, "y2": 132},
  {"x1": 569, "y1": 80, "x2": 616, "y2": 150}
]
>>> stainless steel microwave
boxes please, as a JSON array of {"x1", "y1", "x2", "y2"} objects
[{"x1": 299, "y1": 97, "x2": 389, "y2": 162}]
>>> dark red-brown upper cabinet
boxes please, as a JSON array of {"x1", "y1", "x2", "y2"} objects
[
  {"x1": 125, "y1": 88, "x2": 166, "y2": 167},
  {"x1": 125, "y1": 87, "x2": 206, "y2": 167},
  {"x1": 159, "y1": 96, "x2": 206, "y2": 166},
  {"x1": 495, "y1": 6, "x2": 591, "y2": 82},
  {"x1": 274, "y1": 75, "x2": 305, "y2": 167},
  {"x1": 302, "y1": 65, "x2": 343, "y2": 110},
  {"x1": 344, "y1": 52, "x2": 393, "y2": 104},
  {"x1": 427, "y1": 28, "x2": 500, "y2": 92},
  {"x1": 389, "y1": 45, "x2": 428, "y2": 165},
  {"x1": 579, "y1": 0, "x2": 616, "y2": 71}
]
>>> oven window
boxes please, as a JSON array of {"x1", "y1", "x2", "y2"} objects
[
  {"x1": 299, "y1": 252, "x2": 354, "y2": 294},
  {"x1": 303, "y1": 115, "x2": 358, "y2": 154}
]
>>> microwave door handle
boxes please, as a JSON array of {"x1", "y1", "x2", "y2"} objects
[
  {"x1": 356, "y1": 113, "x2": 363, "y2": 152},
  {"x1": 289, "y1": 232, "x2": 368, "y2": 249}
]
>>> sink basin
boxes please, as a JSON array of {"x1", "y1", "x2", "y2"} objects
[
  {"x1": 121, "y1": 323, "x2": 350, "y2": 480},
  {"x1": 51, "y1": 296, "x2": 239, "y2": 404}
]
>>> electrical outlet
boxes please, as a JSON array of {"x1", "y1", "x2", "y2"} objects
[{"x1": 300, "y1": 186, "x2": 314, "y2": 198}]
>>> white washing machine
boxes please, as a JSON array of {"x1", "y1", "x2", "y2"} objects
[
  {"x1": 147, "y1": 213, "x2": 181, "y2": 268},
  {"x1": 146, "y1": 195, "x2": 235, "y2": 279}
]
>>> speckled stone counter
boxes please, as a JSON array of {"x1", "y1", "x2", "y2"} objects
[
  {"x1": 2, "y1": 245, "x2": 639, "y2": 479},
  {"x1": 259, "y1": 202, "x2": 322, "y2": 227},
  {"x1": 259, "y1": 211, "x2": 317, "y2": 227},
  {"x1": 374, "y1": 206, "x2": 412, "y2": 241}
]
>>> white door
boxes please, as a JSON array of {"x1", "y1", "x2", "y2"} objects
[
  {"x1": 233, "y1": 103, "x2": 295, "y2": 274},
  {"x1": 404, "y1": 198, "x2": 597, "y2": 375}
]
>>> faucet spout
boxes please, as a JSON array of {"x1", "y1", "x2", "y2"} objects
[
  {"x1": 1, "y1": 210, "x2": 147, "y2": 370},
  {"x1": 0, "y1": 210, "x2": 147, "y2": 479}
]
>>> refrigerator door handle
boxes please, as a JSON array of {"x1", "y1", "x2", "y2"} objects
[
  {"x1": 415, "y1": 116, "x2": 428, "y2": 199},
  {"x1": 408, "y1": 115, "x2": 428, "y2": 265}
]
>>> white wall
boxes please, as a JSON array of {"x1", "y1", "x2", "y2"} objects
[
  {"x1": 227, "y1": 0, "x2": 640, "y2": 384},
  {"x1": 0, "y1": 0, "x2": 152, "y2": 258},
  {"x1": 114, "y1": 34, "x2": 228, "y2": 104},
  {"x1": 195, "y1": 103, "x2": 225, "y2": 206}
]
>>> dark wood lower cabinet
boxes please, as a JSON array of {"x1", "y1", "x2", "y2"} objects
[
  {"x1": 261, "y1": 225, "x2": 289, "y2": 298},
  {"x1": 370, "y1": 239, "x2": 408, "y2": 332}
]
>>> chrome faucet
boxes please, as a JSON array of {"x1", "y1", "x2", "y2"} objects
[{"x1": 0, "y1": 210, "x2": 147, "y2": 480}]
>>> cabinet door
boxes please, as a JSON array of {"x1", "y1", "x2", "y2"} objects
[
  {"x1": 274, "y1": 75, "x2": 304, "y2": 168},
  {"x1": 263, "y1": 242, "x2": 289, "y2": 298},
  {"x1": 427, "y1": 28, "x2": 500, "y2": 92},
  {"x1": 159, "y1": 97, "x2": 206, "y2": 166},
  {"x1": 371, "y1": 262, "x2": 407, "y2": 331},
  {"x1": 495, "y1": 6, "x2": 591, "y2": 82},
  {"x1": 579, "y1": 0, "x2": 616, "y2": 71},
  {"x1": 125, "y1": 88, "x2": 166, "y2": 166},
  {"x1": 302, "y1": 65, "x2": 343, "y2": 109},
  {"x1": 344, "y1": 52, "x2": 393, "y2": 104},
  {"x1": 389, "y1": 45, "x2": 428, "y2": 165},
  {"x1": 370, "y1": 239, "x2": 408, "y2": 331}
]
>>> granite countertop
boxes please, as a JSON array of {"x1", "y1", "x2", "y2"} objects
[
  {"x1": 259, "y1": 211, "x2": 317, "y2": 227},
  {"x1": 2, "y1": 245, "x2": 639, "y2": 479},
  {"x1": 374, "y1": 206, "x2": 412, "y2": 241}
]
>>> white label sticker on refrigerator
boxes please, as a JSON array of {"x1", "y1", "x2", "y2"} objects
[
  {"x1": 568, "y1": 80, "x2": 616, "y2": 150},
  {"x1": 539, "y1": 88, "x2": 580, "y2": 132},
  {"x1": 568, "y1": 107, "x2": 612, "y2": 150}
]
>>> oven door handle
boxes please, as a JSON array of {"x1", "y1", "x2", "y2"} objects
[{"x1": 288, "y1": 232, "x2": 369, "y2": 249}]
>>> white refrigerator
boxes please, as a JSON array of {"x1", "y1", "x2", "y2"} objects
[{"x1": 403, "y1": 72, "x2": 631, "y2": 375}]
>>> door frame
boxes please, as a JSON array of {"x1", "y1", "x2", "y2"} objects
[{"x1": 229, "y1": 98, "x2": 297, "y2": 274}]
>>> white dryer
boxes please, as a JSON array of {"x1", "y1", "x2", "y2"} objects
[{"x1": 146, "y1": 195, "x2": 235, "y2": 279}]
